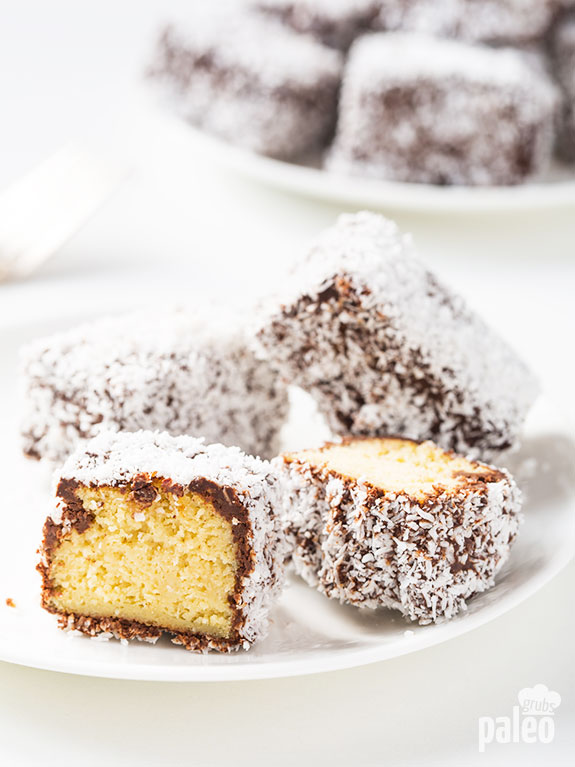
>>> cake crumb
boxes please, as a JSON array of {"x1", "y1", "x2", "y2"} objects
[{"x1": 5, "y1": 598, "x2": 15, "y2": 608}]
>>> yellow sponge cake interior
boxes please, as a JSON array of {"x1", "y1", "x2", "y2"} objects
[
  {"x1": 46, "y1": 481, "x2": 237, "y2": 639},
  {"x1": 285, "y1": 438, "x2": 500, "y2": 501}
]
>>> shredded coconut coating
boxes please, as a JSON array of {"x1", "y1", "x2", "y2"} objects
[
  {"x1": 255, "y1": 212, "x2": 539, "y2": 460},
  {"x1": 275, "y1": 443, "x2": 522, "y2": 623},
  {"x1": 551, "y1": 11, "x2": 575, "y2": 161},
  {"x1": 326, "y1": 33, "x2": 558, "y2": 186},
  {"x1": 148, "y1": 5, "x2": 343, "y2": 159},
  {"x1": 252, "y1": 0, "x2": 382, "y2": 50},
  {"x1": 49, "y1": 429, "x2": 287, "y2": 650},
  {"x1": 20, "y1": 309, "x2": 288, "y2": 463},
  {"x1": 377, "y1": 0, "x2": 562, "y2": 45}
]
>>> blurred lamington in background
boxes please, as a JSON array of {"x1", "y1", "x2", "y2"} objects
[
  {"x1": 148, "y1": 5, "x2": 343, "y2": 160},
  {"x1": 147, "y1": 0, "x2": 575, "y2": 186}
]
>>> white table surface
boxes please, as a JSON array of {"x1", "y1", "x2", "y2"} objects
[{"x1": 0, "y1": 2, "x2": 574, "y2": 765}]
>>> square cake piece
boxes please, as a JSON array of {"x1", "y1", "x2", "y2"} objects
[
  {"x1": 256, "y1": 212, "x2": 538, "y2": 459},
  {"x1": 252, "y1": 0, "x2": 381, "y2": 50},
  {"x1": 326, "y1": 33, "x2": 558, "y2": 185},
  {"x1": 148, "y1": 7, "x2": 343, "y2": 159},
  {"x1": 38, "y1": 430, "x2": 285, "y2": 651},
  {"x1": 21, "y1": 309, "x2": 288, "y2": 463},
  {"x1": 277, "y1": 437, "x2": 522, "y2": 623}
]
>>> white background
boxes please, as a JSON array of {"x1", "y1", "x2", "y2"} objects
[{"x1": 0, "y1": 2, "x2": 573, "y2": 764}]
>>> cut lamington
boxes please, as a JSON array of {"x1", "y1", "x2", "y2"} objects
[
  {"x1": 148, "y1": 6, "x2": 343, "y2": 159},
  {"x1": 256, "y1": 212, "x2": 538, "y2": 459},
  {"x1": 252, "y1": 0, "x2": 382, "y2": 50},
  {"x1": 21, "y1": 309, "x2": 288, "y2": 463},
  {"x1": 38, "y1": 430, "x2": 285, "y2": 651},
  {"x1": 326, "y1": 33, "x2": 558, "y2": 186},
  {"x1": 277, "y1": 437, "x2": 522, "y2": 623}
]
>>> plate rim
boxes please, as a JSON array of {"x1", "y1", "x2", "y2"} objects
[{"x1": 141, "y1": 105, "x2": 575, "y2": 215}]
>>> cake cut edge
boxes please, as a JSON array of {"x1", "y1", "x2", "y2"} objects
[{"x1": 38, "y1": 430, "x2": 286, "y2": 652}]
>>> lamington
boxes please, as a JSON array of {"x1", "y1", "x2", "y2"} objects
[
  {"x1": 326, "y1": 33, "x2": 558, "y2": 186},
  {"x1": 21, "y1": 309, "x2": 288, "y2": 463},
  {"x1": 252, "y1": 0, "x2": 381, "y2": 50},
  {"x1": 38, "y1": 430, "x2": 285, "y2": 651},
  {"x1": 255, "y1": 212, "x2": 539, "y2": 459},
  {"x1": 277, "y1": 436, "x2": 522, "y2": 623},
  {"x1": 377, "y1": 0, "x2": 561, "y2": 45},
  {"x1": 550, "y1": 11, "x2": 575, "y2": 161},
  {"x1": 148, "y1": 7, "x2": 343, "y2": 159}
]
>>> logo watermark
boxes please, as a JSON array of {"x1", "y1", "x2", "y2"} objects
[{"x1": 478, "y1": 684, "x2": 561, "y2": 753}]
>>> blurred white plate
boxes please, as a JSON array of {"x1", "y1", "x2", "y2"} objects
[
  {"x1": 146, "y1": 108, "x2": 575, "y2": 214},
  {"x1": 0, "y1": 316, "x2": 573, "y2": 681}
]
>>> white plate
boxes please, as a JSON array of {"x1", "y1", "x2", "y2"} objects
[
  {"x1": 144, "y1": 108, "x2": 575, "y2": 214},
  {"x1": 0, "y1": 316, "x2": 573, "y2": 681}
]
